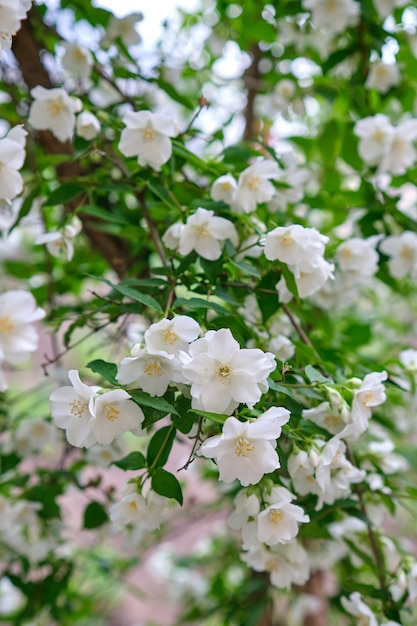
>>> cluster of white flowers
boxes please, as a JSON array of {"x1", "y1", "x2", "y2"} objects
[
  {"x1": 118, "y1": 110, "x2": 178, "y2": 171},
  {"x1": 162, "y1": 207, "x2": 238, "y2": 260},
  {"x1": 0, "y1": 0, "x2": 32, "y2": 57},
  {"x1": 0, "y1": 125, "x2": 27, "y2": 204},
  {"x1": 211, "y1": 158, "x2": 281, "y2": 214},
  {"x1": 28, "y1": 86, "x2": 82, "y2": 143},
  {"x1": 36, "y1": 215, "x2": 82, "y2": 262},
  {"x1": 0, "y1": 289, "x2": 45, "y2": 391},
  {"x1": 50, "y1": 370, "x2": 144, "y2": 447},
  {"x1": 228, "y1": 484, "x2": 309, "y2": 588},
  {"x1": 354, "y1": 114, "x2": 417, "y2": 176},
  {"x1": 264, "y1": 223, "x2": 334, "y2": 300},
  {"x1": 302, "y1": 0, "x2": 360, "y2": 34},
  {"x1": 365, "y1": 60, "x2": 401, "y2": 93}
]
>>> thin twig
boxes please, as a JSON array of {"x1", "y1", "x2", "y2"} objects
[{"x1": 177, "y1": 417, "x2": 204, "y2": 472}]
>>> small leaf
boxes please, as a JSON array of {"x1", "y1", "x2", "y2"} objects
[
  {"x1": 83, "y1": 501, "x2": 109, "y2": 529},
  {"x1": 112, "y1": 451, "x2": 146, "y2": 471},
  {"x1": 188, "y1": 409, "x2": 228, "y2": 425},
  {"x1": 97, "y1": 277, "x2": 162, "y2": 312},
  {"x1": 147, "y1": 425, "x2": 176, "y2": 468},
  {"x1": 43, "y1": 183, "x2": 84, "y2": 206},
  {"x1": 305, "y1": 365, "x2": 334, "y2": 384},
  {"x1": 87, "y1": 359, "x2": 118, "y2": 385},
  {"x1": 151, "y1": 467, "x2": 183, "y2": 505},
  {"x1": 129, "y1": 390, "x2": 178, "y2": 416}
]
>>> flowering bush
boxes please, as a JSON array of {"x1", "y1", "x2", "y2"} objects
[{"x1": 2, "y1": 1, "x2": 417, "y2": 625}]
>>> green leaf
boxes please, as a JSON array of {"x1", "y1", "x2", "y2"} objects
[
  {"x1": 171, "y1": 396, "x2": 195, "y2": 434},
  {"x1": 43, "y1": 184, "x2": 85, "y2": 206},
  {"x1": 87, "y1": 359, "x2": 118, "y2": 385},
  {"x1": 129, "y1": 390, "x2": 178, "y2": 416},
  {"x1": 94, "y1": 277, "x2": 162, "y2": 312},
  {"x1": 112, "y1": 451, "x2": 146, "y2": 471},
  {"x1": 305, "y1": 365, "x2": 334, "y2": 384},
  {"x1": 147, "y1": 425, "x2": 176, "y2": 468},
  {"x1": 188, "y1": 409, "x2": 228, "y2": 425},
  {"x1": 174, "y1": 297, "x2": 229, "y2": 315},
  {"x1": 151, "y1": 467, "x2": 183, "y2": 505},
  {"x1": 83, "y1": 501, "x2": 109, "y2": 529},
  {"x1": 228, "y1": 258, "x2": 261, "y2": 278},
  {"x1": 81, "y1": 204, "x2": 130, "y2": 225}
]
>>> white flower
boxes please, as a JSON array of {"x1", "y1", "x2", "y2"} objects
[
  {"x1": 354, "y1": 114, "x2": 394, "y2": 166},
  {"x1": 36, "y1": 216, "x2": 82, "y2": 262},
  {"x1": 340, "y1": 371, "x2": 388, "y2": 441},
  {"x1": 211, "y1": 174, "x2": 237, "y2": 204},
  {"x1": 0, "y1": 125, "x2": 27, "y2": 202},
  {"x1": 117, "y1": 345, "x2": 182, "y2": 396},
  {"x1": 61, "y1": 43, "x2": 93, "y2": 78},
  {"x1": 264, "y1": 224, "x2": 328, "y2": 266},
  {"x1": 49, "y1": 370, "x2": 100, "y2": 448},
  {"x1": 181, "y1": 328, "x2": 276, "y2": 414},
  {"x1": 28, "y1": 86, "x2": 82, "y2": 142},
  {"x1": 86, "y1": 444, "x2": 122, "y2": 468},
  {"x1": 144, "y1": 316, "x2": 200, "y2": 356},
  {"x1": 14, "y1": 419, "x2": 57, "y2": 456},
  {"x1": 302, "y1": 0, "x2": 360, "y2": 33},
  {"x1": 106, "y1": 12, "x2": 143, "y2": 47},
  {"x1": 0, "y1": 289, "x2": 45, "y2": 364},
  {"x1": 242, "y1": 541, "x2": 310, "y2": 589},
  {"x1": 341, "y1": 593, "x2": 378, "y2": 626},
  {"x1": 399, "y1": 348, "x2": 417, "y2": 370},
  {"x1": 233, "y1": 159, "x2": 281, "y2": 214},
  {"x1": 365, "y1": 61, "x2": 401, "y2": 93},
  {"x1": 256, "y1": 486, "x2": 309, "y2": 545},
  {"x1": 89, "y1": 389, "x2": 144, "y2": 445},
  {"x1": 302, "y1": 399, "x2": 350, "y2": 435},
  {"x1": 166, "y1": 207, "x2": 238, "y2": 261},
  {"x1": 315, "y1": 438, "x2": 366, "y2": 508},
  {"x1": 199, "y1": 407, "x2": 290, "y2": 486},
  {"x1": 76, "y1": 111, "x2": 101, "y2": 140},
  {"x1": 110, "y1": 483, "x2": 169, "y2": 529},
  {"x1": 373, "y1": 0, "x2": 407, "y2": 18},
  {"x1": 337, "y1": 237, "x2": 379, "y2": 277},
  {"x1": 379, "y1": 231, "x2": 417, "y2": 279},
  {"x1": 0, "y1": 0, "x2": 29, "y2": 36},
  {"x1": 268, "y1": 335, "x2": 295, "y2": 362},
  {"x1": 289, "y1": 257, "x2": 335, "y2": 299},
  {"x1": 118, "y1": 110, "x2": 178, "y2": 171},
  {"x1": 288, "y1": 448, "x2": 323, "y2": 497},
  {"x1": 379, "y1": 119, "x2": 417, "y2": 176}
]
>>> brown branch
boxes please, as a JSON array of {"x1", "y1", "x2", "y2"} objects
[{"x1": 243, "y1": 43, "x2": 262, "y2": 142}]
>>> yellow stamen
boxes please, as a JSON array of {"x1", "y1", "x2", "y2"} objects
[
  {"x1": 69, "y1": 399, "x2": 87, "y2": 418},
  {"x1": 0, "y1": 316, "x2": 15, "y2": 333},
  {"x1": 269, "y1": 509, "x2": 284, "y2": 524},
  {"x1": 144, "y1": 358, "x2": 163, "y2": 377},
  {"x1": 234, "y1": 437, "x2": 254, "y2": 458},
  {"x1": 105, "y1": 404, "x2": 120, "y2": 421},
  {"x1": 162, "y1": 329, "x2": 178, "y2": 345}
]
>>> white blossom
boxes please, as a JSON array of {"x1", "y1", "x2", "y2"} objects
[
  {"x1": 165, "y1": 207, "x2": 238, "y2": 261},
  {"x1": 117, "y1": 344, "x2": 182, "y2": 396},
  {"x1": 365, "y1": 61, "x2": 401, "y2": 93},
  {"x1": 211, "y1": 174, "x2": 237, "y2": 204},
  {"x1": 341, "y1": 593, "x2": 378, "y2": 626},
  {"x1": 35, "y1": 216, "x2": 82, "y2": 262},
  {"x1": 144, "y1": 316, "x2": 200, "y2": 356},
  {"x1": 0, "y1": 0, "x2": 31, "y2": 49},
  {"x1": 49, "y1": 370, "x2": 100, "y2": 448},
  {"x1": 119, "y1": 110, "x2": 178, "y2": 171},
  {"x1": 302, "y1": 0, "x2": 360, "y2": 33},
  {"x1": 379, "y1": 119, "x2": 417, "y2": 175},
  {"x1": 233, "y1": 159, "x2": 281, "y2": 214},
  {"x1": 339, "y1": 371, "x2": 388, "y2": 441},
  {"x1": 61, "y1": 43, "x2": 93, "y2": 78},
  {"x1": 268, "y1": 335, "x2": 295, "y2": 362},
  {"x1": 0, "y1": 289, "x2": 45, "y2": 364},
  {"x1": 28, "y1": 86, "x2": 82, "y2": 142},
  {"x1": 14, "y1": 419, "x2": 57, "y2": 456},
  {"x1": 89, "y1": 389, "x2": 144, "y2": 445},
  {"x1": 76, "y1": 111, "x2": 101, "y2": 140},
  {"x1": 264, "y1": 224, "x2": 328, "y2": 266},
  {"x1": 256, "y1": 486, "x2": 309, "y2": 545},
  {"x1": 379, "y1": 231, "x2": 417, "y2": 279},
  {"x1": 199, "y1": 407, "x2": 290, "y2": 486},
  {"x1": 181, "y1": 328, "x2": 276, "y2": 414},
  {"x1": 354, "y1": 114, "x2": 394, "y2": 166},
  {"x1": 302, "y1": 398, "x2": 350, "y2": 435},
  {"x1": 242, "y1": 541, "x2": 310, "y2": 589},
  {"x1": 106, "y1": 12, "x2": 143, "y2": 47},
  {"x1": 337, "y1": 237, "x2": 379, "y2": 278},
  {"x1": 110, "y1": 483, "x2": 169, "y2": 529},
  {"x1": 0, "y1": 125, "x2": 27, "y2": 202}
]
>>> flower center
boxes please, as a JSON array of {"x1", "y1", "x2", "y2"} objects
[
  {"x1": 265, "y1": 559, "x2": 279, "y2": 573},
  {"x1": 105, "y1": 404, "x2": 120, "y2": 421},
  {"x1": 69, "y1": 399, "x2": 88, "y2": 418},
  {"x1": 400, "y1": 246, "x2": 414, "y2": 260},
  {"x1": 360, "y1": 391, "x2": 375, "y2": 408},
  {"x1": 47, "y1": 100, "x2": 63, "y2": 117},
  {"x1": 280, "y1": 232, "x2": 294, "y2": 247},
  {"x1": 340, "y1": 247, "x2": 352, "y2": 258},
  {"x1": 324, "y1": 414, "x2": 341, "y2": 428},
  {"x1": 375, "y1": 64, "x2": 389, "y2": 78},
  {"x1": 0, "y1": 316, "x2": 15, "y2": 333},
  {"x1": 129, "y1": 499, "x2": 138, "y2": 510},
  {"x1": 162, "y1": 329, "x2": 178, "y2": 345},
  {"x1": 73, "y1": 47, "x2": 86, "y2": 62},
  {"x1": 234, "y1": 437, "x2": 254, "y2": 458},
  {"x1": 269, "y1": 509, "x2": 284, "y2": 524},
  {"x1": 371, "y1": 129, "x2": 386, "y2": 143},
  {"x1": 221, "y1": 182, "x2": 232, "y2": 191},
  {"x1": 142, "y1": 124, "x2": 156, "y2": 142},
  {"x1": 31, "y1": 423, "x2": 47, "y2": 437},
  {"x1": 195, "y1": 224, "x2": 210, "y2": 238},
  {"x1": 144, "y1": 358, "x2": 163, "y2": 377},
  {"x1": 215, "y1": 364, "x2": 233, "y2": 382},
  {"x1": 357, "y1": 616, "x2": 370, "y2": 626},
  {"x1": 247, "y1": 176, "x2": 260, "y2": 191}
]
